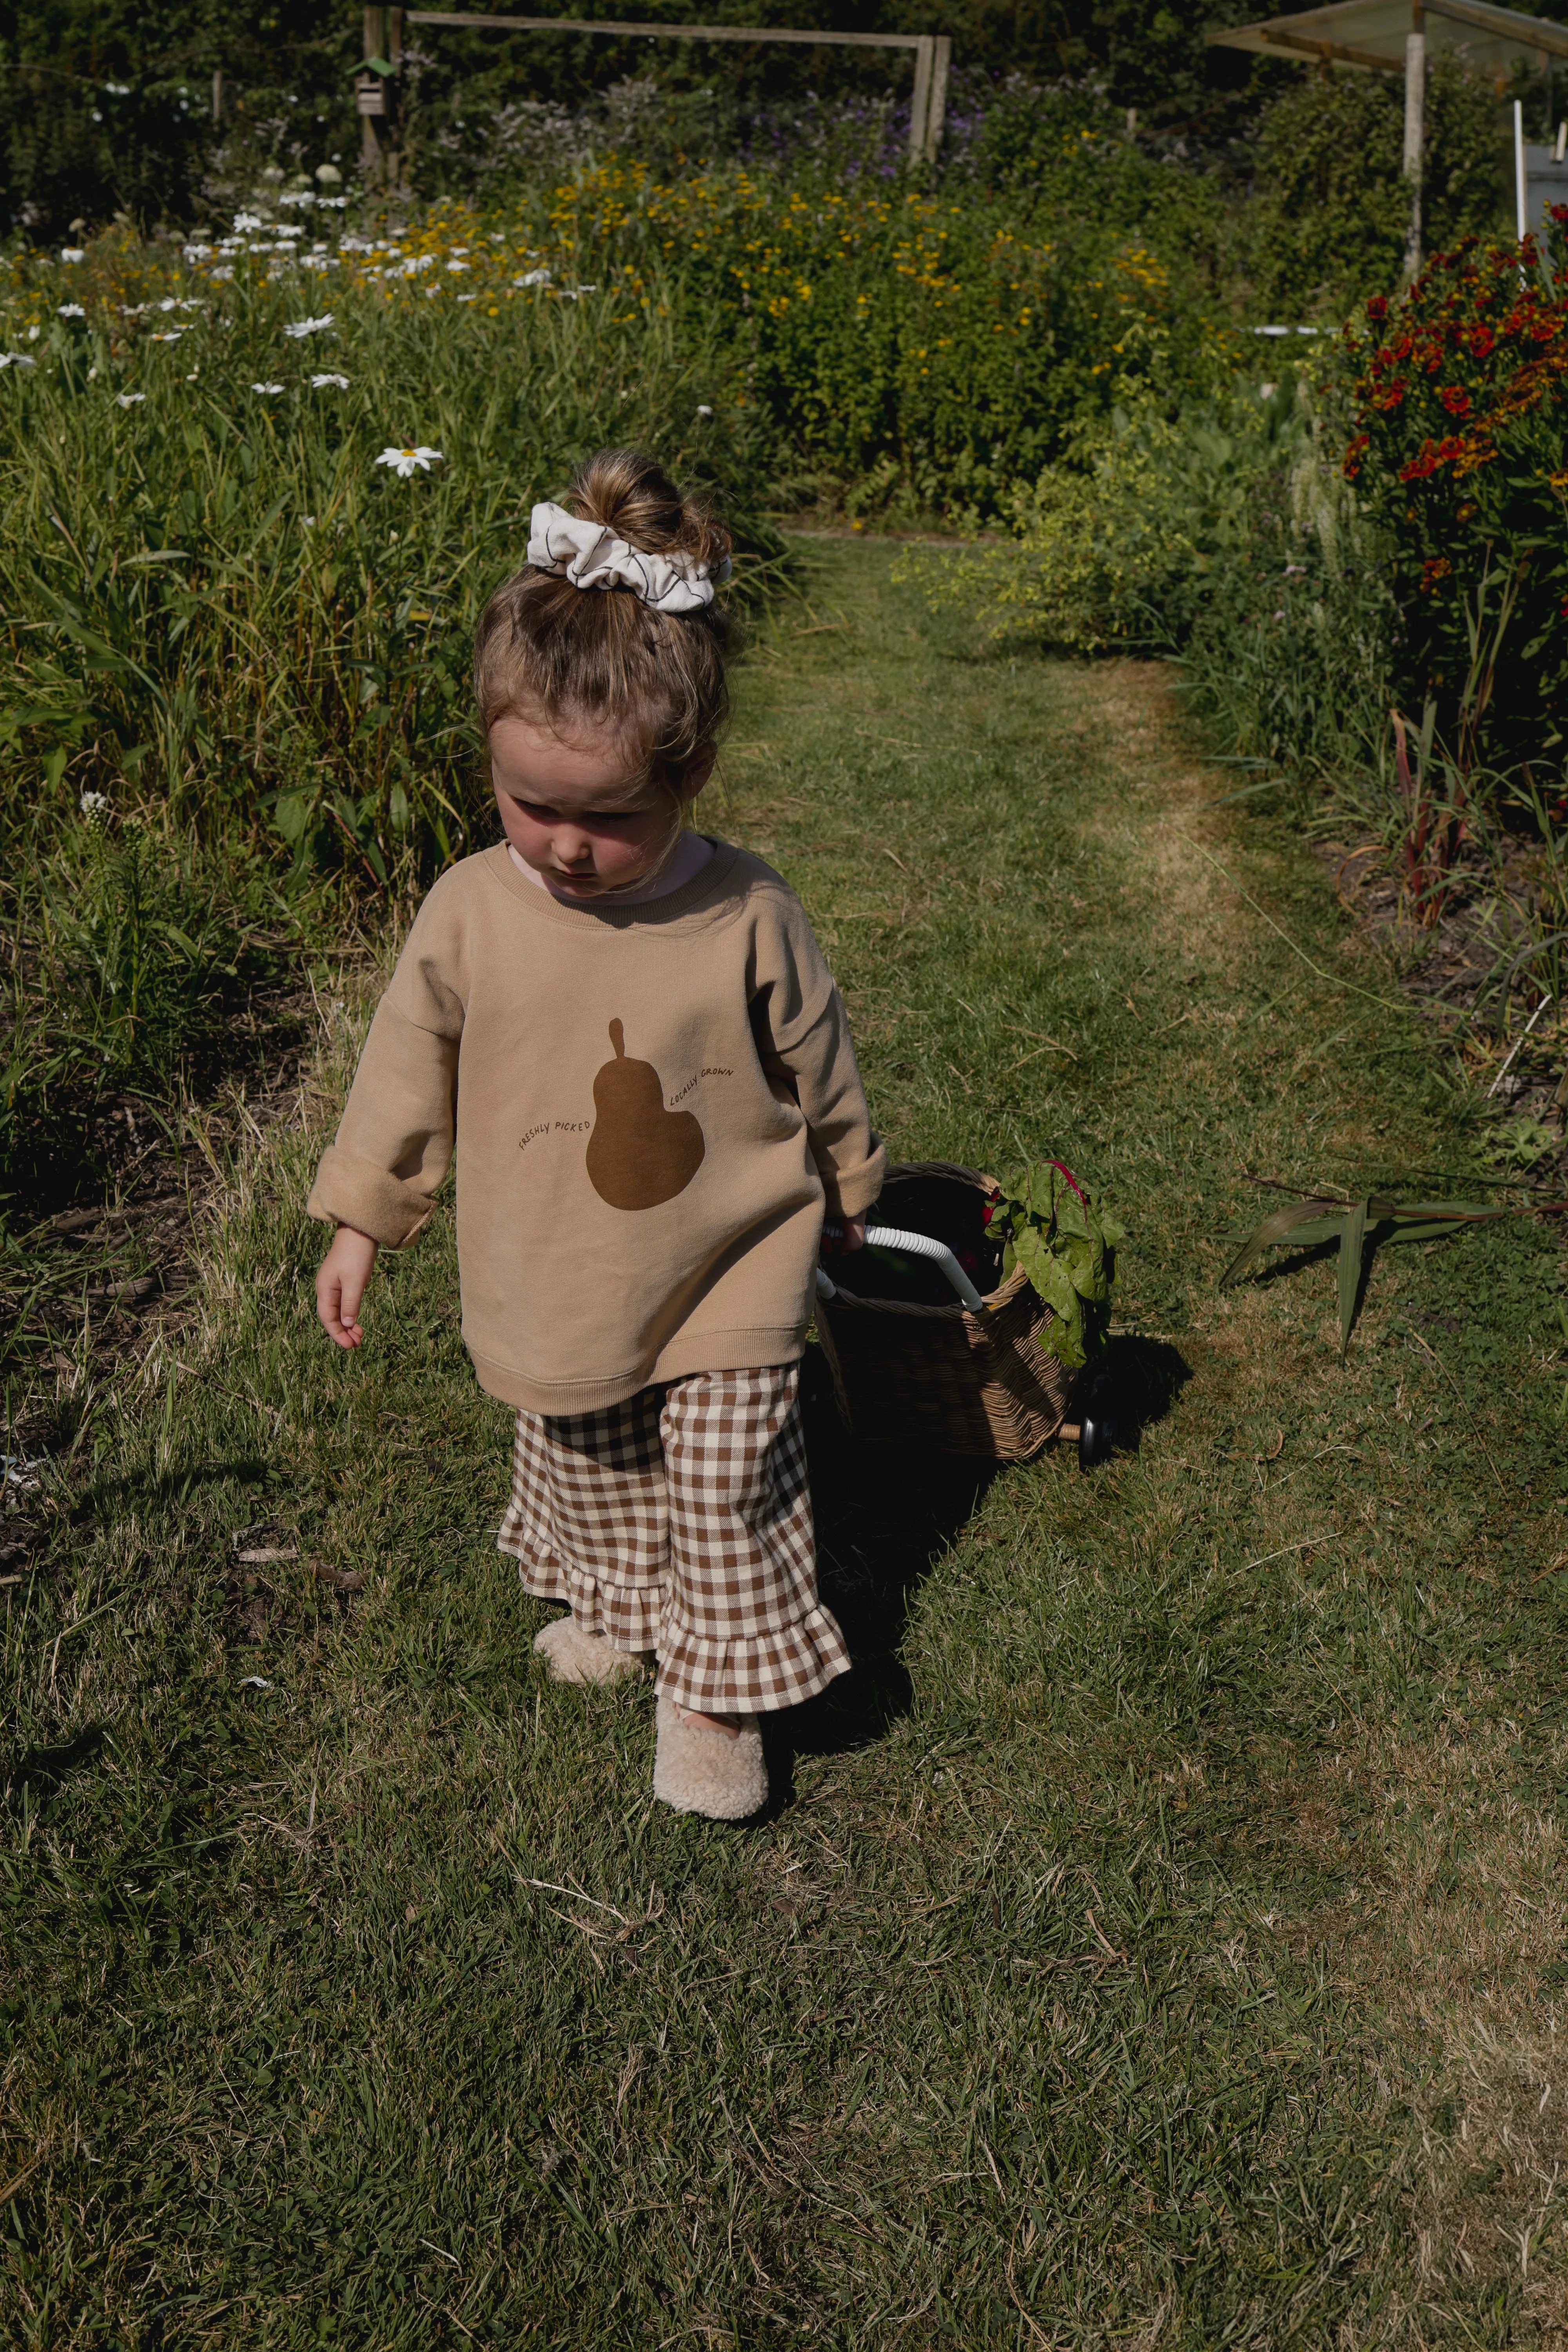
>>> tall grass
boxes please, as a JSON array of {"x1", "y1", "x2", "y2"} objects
[
  {"x1": 2, "y1": 245, "x2": 771, "y2": 879},
  {"x1": 0, "y1": 212, "x2": 786, "y2": 1238}
]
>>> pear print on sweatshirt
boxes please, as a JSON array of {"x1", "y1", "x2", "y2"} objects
[{"x1": 585, "y1": 1019, "x2": 705, "y2": 1210}]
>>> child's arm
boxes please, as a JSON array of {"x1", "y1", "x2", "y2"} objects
[
  {"x1": 751, "y1": 904, "x2": 887, "y2": 1228},
  {"x1": 306, "y1": 881, "x2": 467, "y2": 1336},
  {"x1": 316, "y1": 1225, "x2": 379, "y2": 1349}
]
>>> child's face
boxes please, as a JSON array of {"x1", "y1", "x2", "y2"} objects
[{"x1": 489, "y1": 712, "x2": 707, "y2": 901}]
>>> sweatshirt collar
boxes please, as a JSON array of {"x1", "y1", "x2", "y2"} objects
[{"x1": 480, "y1": 838, "x2": 746, "y2": 931}]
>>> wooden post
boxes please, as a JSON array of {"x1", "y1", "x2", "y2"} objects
[
  {"x1": 212, "y1": 67, "x2": 223, "y2": 123},
  {"x1": 909, "y1": 34, "x2": 934, "y2": 163},
  {"x1": 362, "y1": 4, "x2": 387, "y2": 187},
  {"x1": 925, "y1": 34, "x2": 951, "y2": 162},
  {"x1": 1515, "y1": 96, "x2": 1528, "y2": 238},
  {"x1": 1401, "y1": 2, "x2": 1425, "y2": 280},
  {"x1": 388, "y1": 7, "x2": 405, "y2": 189}
]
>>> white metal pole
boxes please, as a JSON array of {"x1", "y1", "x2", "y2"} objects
[
  {"x1": 909, "y1": 35, "x2": 933, "y2": 163},
  {"x1": 926, "y1": 34, "x2": 951, "y2": 163},
  {"x1": 1401, "y1": 21, "x2": 1425, "y2": 278},
  {"x1": 1515, "y1": 97, "x2": 1528, "y2": 239}
]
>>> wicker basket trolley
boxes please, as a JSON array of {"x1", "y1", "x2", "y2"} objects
[{"x1": 813, "y1": 1160, "x2": 1110, "y2": 1466}]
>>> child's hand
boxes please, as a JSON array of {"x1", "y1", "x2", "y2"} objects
[
  {"x1": 841, "y1": 1218, "x2": 866, "y2": 1251},
  {"x1": 820, "y1": 1218, "x2": 866, "y2": 1258},
  {"x1": 317, "y1": 1225, "x2": 379, "y2": 1350}
]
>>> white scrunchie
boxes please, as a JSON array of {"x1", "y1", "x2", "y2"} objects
[{"x1": 526, "y1": 501, "x2": 729, "y2": 614}]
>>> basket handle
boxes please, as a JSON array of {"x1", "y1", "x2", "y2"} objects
[{"x1": 817, "y1": 1223, "x2": 986, "y2": 1312}]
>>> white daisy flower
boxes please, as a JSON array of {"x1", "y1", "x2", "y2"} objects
[
  {"x1": 0, "y1": 353, "x2": 38, "y2": 370},
  {"x1": 696, "y1": 404, "x2": 714, "y2": 417},
  {"x1": 310, "y1": 372, "x2": 349, "y2": 388},
  {"x1": 445, "y1": 258, "x2": 469, "y2": 272},
  {"x1": 283, "y1": 314, "x2": 334, "y2": 338},
  {"x1": 58, "y1": 303, "x2": 85, "y2": 318},
  {"x1": 61, "y1": 247, "x2": 86, "y2": 263},
  {"x1": 376, "y1": 444, "x2": 443, "y2": 478},
  {"x1": 515, "y1": 269, "x2": 550, "y2": 287},
  {"x1": 232, "y1": 211, "x2": 263, "y2": 233},
  {"x1": 252, "y1": 381, "x2": 285, "y2": 394},
  {"x1": 211, "y1": 267, "x2": 234, "y2": 281},
  {"x1": 183, "y1": 243, "x2": 213, "y2": 261},
  {"x1": 116, "y1": 391, "x2": 145, "y2": 405}
]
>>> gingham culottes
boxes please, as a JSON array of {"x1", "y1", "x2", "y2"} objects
[{"x1": 496, "y1": 1364, "x2": 851, "y2": 1715}]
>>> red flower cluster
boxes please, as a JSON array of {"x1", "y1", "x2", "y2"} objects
[
  {"x1": 1337, "y1": 220, "x2": 1568, "y2": 769},
  {"x1": 1400, "y1": 435, "x2": 1466, "y2": 482},
  {"x1": 1350, "y1": 234, "x2": 1568, "y2": 486}
]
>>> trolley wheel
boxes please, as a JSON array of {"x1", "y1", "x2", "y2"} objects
[{"x1": 1077, "y1": 1378, "x2": 1118, "y2": 1470}]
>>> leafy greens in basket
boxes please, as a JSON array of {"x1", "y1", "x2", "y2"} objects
[{"x1": 989, "y1": 1161, "x2": 1125, "y2": 1369}]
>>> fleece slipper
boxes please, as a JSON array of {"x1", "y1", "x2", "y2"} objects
[
  {"x1": 653, "y1": 1692, "x2": 768, "y2": 1821},
  {"x1": 533, "y1": 1614, "x2": 651, "y2": 1686}
]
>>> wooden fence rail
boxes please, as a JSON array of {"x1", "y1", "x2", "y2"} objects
[{"x1": 358, "y1": 4, "x2": 950, "y2": 180}]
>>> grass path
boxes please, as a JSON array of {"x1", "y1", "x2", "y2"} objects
[{"x1": 7, "y1": 543, "x2": 1567, "y2": 2349}]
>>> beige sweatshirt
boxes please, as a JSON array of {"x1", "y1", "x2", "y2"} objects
[{"x1": 307, "y1": 841, "x2": 885, "y2": 1414}]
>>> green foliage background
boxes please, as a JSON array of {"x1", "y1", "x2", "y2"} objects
[{"x1": 1247, "y1": 58, "x2": 1504, "y2": 317}]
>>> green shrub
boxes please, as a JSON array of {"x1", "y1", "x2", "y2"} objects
[
  {"x1": 903, "y1": 377, "x2": 1311, "y2": 651},
  {"x1": 1245, "y1": 60, "x2": 1503, "y2": 319}
]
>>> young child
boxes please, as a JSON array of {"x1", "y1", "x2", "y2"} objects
[{"x1": 310, "y1": 448, "x2": 884, "y2": 1821}]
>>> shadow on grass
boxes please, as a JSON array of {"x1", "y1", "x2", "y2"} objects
[
  {"x1": 65, "y1": 1455, "x2": 274, "y2": 1524},
  {"x1": 1097, "y1": 1332, "x2": 1193, "y2": 1450},
  {"x1": 765, "y1": 1334, "x2": 1192, "y2": 1804}
]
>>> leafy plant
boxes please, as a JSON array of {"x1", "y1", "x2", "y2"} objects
[
  {"x1": 988, "y1": 1159, "x2": 1125, "y2": 1368},
  {"x1": 1221, "y1": 1188, "x2": 1508, "y2": 1356},
  {"x1": 904, "y1": 378, "x2": 1305, "y2": 653},
  {"x1": 1245, "y1": 58, "x2": 1501, "y2": 319},
  {"x1": 1483, "y1": 1114, "x2": 1560, "y2": 1174}
]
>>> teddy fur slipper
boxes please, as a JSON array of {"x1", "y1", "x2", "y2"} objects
[
  {"x1": 534, "y1": 1614, "x2": 651, "y2": 1686},
  {"x1": 653, "y1": 1692, "x2": 768, "y2": 1821}
]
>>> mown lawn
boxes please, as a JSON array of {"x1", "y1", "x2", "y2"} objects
[{"x1": 6, "y1": 541, "x2": 1567, "y2": 2349}]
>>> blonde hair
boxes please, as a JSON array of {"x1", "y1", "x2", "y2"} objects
[{"x1": 474, "y1": 448, "x2": 734, "y2": 786}]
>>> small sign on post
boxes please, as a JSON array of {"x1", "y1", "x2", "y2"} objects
[{"x1": 362, "y1": 4, "x2": 389, "y2": 182}]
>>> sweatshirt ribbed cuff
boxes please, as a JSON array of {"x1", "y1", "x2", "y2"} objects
[
  {"x1": 305, "y1": 1145, "x2": 437, "y2": 1249},
  {"x1": 817, "y1": 1140, "x2": 887, "y2": 1221}
]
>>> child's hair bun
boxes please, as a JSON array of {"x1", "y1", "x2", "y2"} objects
[
  {"x1": 570, "y1": 447, "x2": 732, "y2": 577},
  {"x1": 474, "y1": 446, "x2": 734, "y2": 780}
]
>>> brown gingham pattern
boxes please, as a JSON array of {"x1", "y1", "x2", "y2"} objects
[{"x1": 497, "y1": 1365, "x2": 851, "y2": 1714}]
